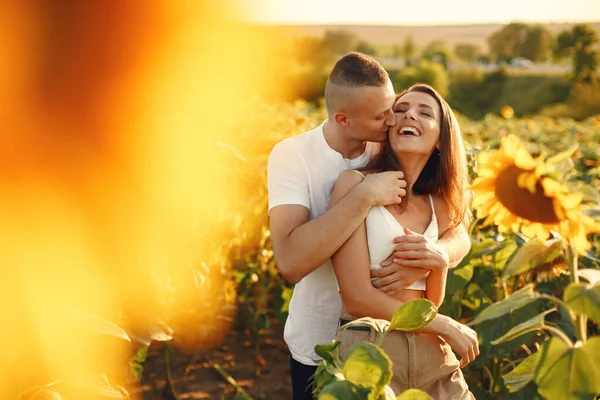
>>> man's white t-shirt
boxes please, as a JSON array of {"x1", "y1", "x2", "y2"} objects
[{"x1": 267, "y1": 121, "x2": 377, "y2": 366}]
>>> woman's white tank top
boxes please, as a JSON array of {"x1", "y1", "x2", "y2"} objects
[{"x1": 355, "y1": 171, "x2": 439, "y2": 291}]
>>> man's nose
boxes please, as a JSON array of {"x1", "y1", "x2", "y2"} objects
[{"x1": 385, "y1": 109, "x2": 396, "y2": 126}]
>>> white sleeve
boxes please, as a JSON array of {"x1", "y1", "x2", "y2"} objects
[{"x1": 267, "y1": 140, "x2": 310, "y2": 213}]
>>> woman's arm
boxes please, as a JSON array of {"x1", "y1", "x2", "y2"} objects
[
  {"x1": 328, "y1": 170, "x2": 412, "y2": 320},
  {"x1": 425, "y1": 268, "x2": 447, "y2": 307},
  {"x1": 328, "y1": 172, "x2": 480, "y2": 367}
]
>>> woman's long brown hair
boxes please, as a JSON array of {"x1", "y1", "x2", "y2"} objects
[{"x1": 364, "y1": 84, "x2": 471, "y2": 227}]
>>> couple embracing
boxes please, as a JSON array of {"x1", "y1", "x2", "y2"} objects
[{"x1": 267, "y1": 52, "x2": 479, "y2": 399}]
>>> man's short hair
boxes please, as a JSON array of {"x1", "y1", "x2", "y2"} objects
[
  {"x1": 328, "y1": 52, "x2": 389, "y2": 87},
  {"x1": 325, "y1": 52, "x2": 389, "y2": 113}
]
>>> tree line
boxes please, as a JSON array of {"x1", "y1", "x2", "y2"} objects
[{"x1": 291, "y1": 23, "x2": 599, "y2": 83}]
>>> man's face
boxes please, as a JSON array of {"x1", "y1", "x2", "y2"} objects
[{"x1": 346, "y1": 80, "x2": 396, "y2": 142}]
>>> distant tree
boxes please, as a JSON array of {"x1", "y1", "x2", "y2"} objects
[
  {"x1": 488, "y1": 22, "x2": 528, "y2": 61},
  {"x1": 292, "y1": 37, "x2": 333, "y2": 68},
  {"x1": 403, "y1": 36, "x2": 418, "y2": 67},
  {"x1": 356, "y1": 40, "x2": 378, "y2": 56},
  {"x1": 520, "y1": 25, "x2": 553, "y2": 62},
  {"x1": 554, "y1": 24, "x2": 599, "y2": 82},
  {"x1": 323, "y1": 30, "x2": 359, "y2": 55},
  {"x1": 454, "y1": 43, "x2": 481, "y2": 63},
  {"x1": 394, "y1": 60, "x2": 449, "y2": 96},
  {"x1": 391, "y1": 44, "x2": 403, "y2": 59},
  {"x1": 422, "y1": 40, "x2": 454, "y2": 69},
  {"x1": 477, "y1": 54, "x2": 492, "y2": 65}
]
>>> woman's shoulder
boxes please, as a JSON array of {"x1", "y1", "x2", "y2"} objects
[{"x1": 431, "y1": 193, "x2": 453, "y2": 232}]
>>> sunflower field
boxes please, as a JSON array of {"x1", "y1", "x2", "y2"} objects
[{"x1": 221, "y1": 102, "x2": 600, "y2": 400}]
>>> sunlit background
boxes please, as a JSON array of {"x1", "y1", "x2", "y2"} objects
[
  {"x1": 0, "y1": 2, "x2": 282, "y2": 398},
  {"x1": 1, "y1": 1, "x2": 599, "y2": 399}
]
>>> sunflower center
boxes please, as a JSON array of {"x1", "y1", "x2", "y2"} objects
[{"x1": 495, "y1": 165, "x2": 560, "y2": 224}]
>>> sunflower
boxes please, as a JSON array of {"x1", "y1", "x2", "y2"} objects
[{"x1": 472, "y1": 134, "x2": 600, "y2": 252}]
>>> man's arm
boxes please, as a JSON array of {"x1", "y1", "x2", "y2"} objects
[
  {"x1": 370, "y1": 208, "x2": 472, "y2": 293},
  {"x1": 269, "y1": 142, "x2": 406, "y2": 284},
  {"x1": 270, "y1": 181, "x2": 372, "y2": 284},
  {"x1": 436, "y1": 223, "x2": 471, "y2": 268}
]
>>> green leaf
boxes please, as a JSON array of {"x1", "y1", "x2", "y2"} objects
[
  {"x1": 493, "y1": 240, "x2": 519, "y2": 270},
  {"x1": 129, "y1": 346, "x2": 148, "y2": 382},
  {"x1": 475, "y1": 301, "x2": 543, "y2": 362},
  {"x1": 318, "y1": 380, "x2": 370, "y2": 400},
  {"x1": 338, "y1": 318, "x2": 389, "y2": 335},
  {"x1": 564, "y1": 282, "x2": 600, "y2": 324},
  {"x1": 503, "y1": 238, "x2": 563, "y2": 278},
  {"x1": 503, "y1": 350, "x2": 542, "y2": 392},
  {"x1": 535, "y1": 337, "x2": 600, "y2": 400},
  {"x1": 72, "y1": 310, "x2": 130, "y2": 342},
  {"x1": 396, "y1": 388, "x2": 434, "y2": 399},
  {"x1": 491, "y1": 309, "x2": 556, "y2": 345},
  {"x1": 315, "y1": 341, "x2": 342, "y2": 366},
  {"x1": 469, "y1": 285, "x2": 540, "y2": 326},
  {"x1": 471, "y1": 238, "x2": 510, "y2": 258},
  {"x1": 388, "y1": 299, "x2": 437, "y2": 332},
  {"x1": 445, "y1": 262, "x2": 474, "y2": 293},
  {"x1": 546, "y1": 144, "x2": 579, "y2": 165},
  {"x1": 342, "y1": 342, "x2": 392, "y2": 391},
  {"x1": 578, "y1": 269, "x2": 600, "y2": 284}
]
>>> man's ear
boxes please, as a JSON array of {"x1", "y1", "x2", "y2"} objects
[{"x1": 334, "y1": 112, "x2": 349, "y2": 127}]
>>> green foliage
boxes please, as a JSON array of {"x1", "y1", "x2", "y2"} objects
[
  {"x1": 422, "y1": 40, "x2": 455, "y2": 69},
  {"x1": 541, "y1": 81, "x2": 600, "y2": 120},
  {"x1": 454, "y1": 43, "x2": 481, "y2": 63},
  {"x1": 403, "y1": 36, "x2": 418, "y2": 67},
  {"x1": 488, "y1": 23, "x2": 553, "y2": 62},
  {"x1": 554, "y1": 24, "x2": 599, "y2": 83},
  {"x1": 449, "y1": 70, "x2": 571, "y2": 119},
  {"x1": 313, "y1": 300, "x2": 437, "y2": 399},
  {"x1": 392, "y1": 60, "x2": 449, "y2": 96},
  {"x1": 520, "y1": 25, "x2": 554, "y2": 62}
]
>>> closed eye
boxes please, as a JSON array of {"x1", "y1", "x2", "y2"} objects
[
  {"x1": 394, "y1": 109, "x2": 407, "y2": 113},
  {"x1": 421, "y1": 112, "x2": 432, "y2": 117}
]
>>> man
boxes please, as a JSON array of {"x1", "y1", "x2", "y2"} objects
[{"x1": 268, "y1": 52, "x2": 471, "y2": 400}]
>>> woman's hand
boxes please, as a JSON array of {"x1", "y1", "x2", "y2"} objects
[
  {"x1": 392, "y1": 228, "x2": 449, "y2": 271},
  {"x1": 438, "y1": 316, "x2": 479, "y2": 368}
]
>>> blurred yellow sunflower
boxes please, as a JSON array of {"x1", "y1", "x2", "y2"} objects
[{"x1": 472, "y1": 134, "x2": 600, "y2": 252}]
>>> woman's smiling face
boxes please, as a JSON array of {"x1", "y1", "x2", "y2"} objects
[{"x1": 388, "y1": 91, "x2": 441, "y2": 157}]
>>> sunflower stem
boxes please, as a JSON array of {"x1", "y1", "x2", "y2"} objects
[
  {"x1": 566, "y1": 239, "x2": 586, "y2": 344},
  {"x1": 538, "y1": 294, "x2": 577, "y2": 325},
  {"x1": 544, "y1": 325, "x2": 573, "y2": 347}
]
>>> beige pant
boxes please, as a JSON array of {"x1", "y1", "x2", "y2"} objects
[{"x1": 337, "y1": 326, "x2": 474, "y2": 399}]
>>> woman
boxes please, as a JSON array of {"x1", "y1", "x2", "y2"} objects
[{"x1": 328, "y1": 84, "x2": 478, "y2": 398}]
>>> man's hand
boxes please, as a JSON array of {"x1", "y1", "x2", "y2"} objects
[
  {"x1": 358, "y1": 171, "x2": 407, "y2": 207},
  {"x1": 371, "y1": 260, "x2": 429, "y2": 294},
  {"x1": 391, "y1": 228, "x2": 449, "y2": 270}
]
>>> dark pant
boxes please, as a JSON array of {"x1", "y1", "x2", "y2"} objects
[{"x1": 290, "y1": 355, "x2": 317, "y2": 400}]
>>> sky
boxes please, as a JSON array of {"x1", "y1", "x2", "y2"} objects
[{"x1": 239, "y1": 0, "x2": 600, "y2": 25}]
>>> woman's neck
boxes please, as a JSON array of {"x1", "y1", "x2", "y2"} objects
[{"x1": 397, "y1": 153, "x2": 430, "y2": 191}]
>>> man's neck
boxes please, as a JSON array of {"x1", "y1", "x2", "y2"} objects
[{"x1": 322, "y1": 120, "x2": 367, "y2": 160}]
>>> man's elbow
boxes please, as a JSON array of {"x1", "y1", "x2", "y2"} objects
[{"x1": 276, "y1": 260, "x2": 303, "y2": 285}]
